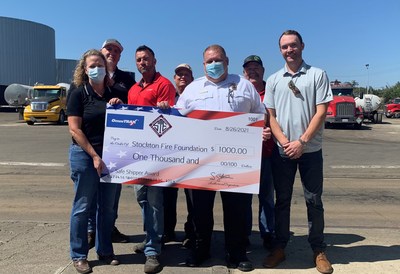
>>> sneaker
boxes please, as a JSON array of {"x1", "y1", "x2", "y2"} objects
[
  {"x1": 111, "y1": 226, "x2": 129, "y2": 243},
  {"x1": 87, "y1": 231, "x2": 95, "y2": 250},
  {"x1": 144, "y1": 255, "x2": 162, "y2": 274},
  {"x1": 98, "y1": 254, "x2": 119, "y2": 265},
  {"x1": 263, "y1": 247, "x2": 286, "y2": 268},
  {"x1": 133, "y1": 240, "x2": 146, "y2": 253},
  {"x1": 314, "y1": 251, "x2": 333, "y2": 274}
]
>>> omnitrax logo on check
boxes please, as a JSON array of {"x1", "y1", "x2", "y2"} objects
[{"x1": 106, "y1": 113, "x2": 144, "y2": 129}]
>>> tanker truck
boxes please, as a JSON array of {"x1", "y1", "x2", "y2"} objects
[
  {"x1": 2, "y1": 83, "x2": 33, "y2": 119},
  {"x1": 23, "y1": 83, "x2": 70, "y2": 125},
  {"x1": 4, "y1": 83, "x2": 33, "y2": 106},
  {"x1": 354, "y1": 94, "x2": 383, "y2": 123}
]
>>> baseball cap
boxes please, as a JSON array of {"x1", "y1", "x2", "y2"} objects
[
  {"x1": 102, "y1": 39, "x2": 123, "y2": 52},
  {"x1": 243, "y1": 55, "x2": 263, "y2": 68},
  {"x1": 175, "y1": 63, "x2": 192, "y2": 74}
]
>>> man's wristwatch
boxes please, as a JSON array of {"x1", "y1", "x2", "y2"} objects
[{"x1": 298, "y1": 138, "x2": 307, "y2": 146}]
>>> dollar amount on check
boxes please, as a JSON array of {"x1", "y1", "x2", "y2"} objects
[{"x1": 100, "y1": 105, "x2": 264, "y2": 194}]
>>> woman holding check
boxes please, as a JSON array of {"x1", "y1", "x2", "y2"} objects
[{"x1": 67, "y1": 49, "x2": 125, "y2": 274}]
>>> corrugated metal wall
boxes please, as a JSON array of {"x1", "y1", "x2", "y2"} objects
[
  {"x1": 0, "y1": 16, "x2": 56, "y2": 85},
  {"x1": 56, "y1": 59, "x2": 77, "y2": 84}
]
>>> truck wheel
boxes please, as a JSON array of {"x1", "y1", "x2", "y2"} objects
[
  {"x1": 58, "y1": 110, "x2": 66, "y2": 125},
  {"x1": 373, "y1": 113, "x2": 378, "y2": 123},
  {"x1": 377, "y1": 113, "x2": 383, "y2": 123},
  {"x1": 26, "y1": 121, "x2": 34, "y2": 125}
]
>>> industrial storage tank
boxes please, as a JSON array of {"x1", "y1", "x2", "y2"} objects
[
  {"x1": 4, "y1": 83, "x2": 33, "y2": 106},
  {"x1": 0, "y1": 16, "x2": 56, "y2": 85}
]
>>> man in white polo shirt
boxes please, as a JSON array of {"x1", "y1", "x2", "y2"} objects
[{"x1": 176, "y1": 44, "x2": 271, "y2": 272}]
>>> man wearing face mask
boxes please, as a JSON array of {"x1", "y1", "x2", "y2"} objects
[{"x1": 176, "y1": 44, "x2": 271, "y2": 272}]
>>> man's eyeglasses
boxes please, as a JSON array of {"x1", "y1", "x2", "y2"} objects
[{"x1": 288, "y1": 80, "x2": 301, "y2": 95}]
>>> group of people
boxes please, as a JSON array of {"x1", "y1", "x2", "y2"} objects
[{"x1": 67, "y1": 30, "x2": 334, "y2": 274}]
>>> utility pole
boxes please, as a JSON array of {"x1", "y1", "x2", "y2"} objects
[{"x1": 365, "y1": 64, "x2": 370, "y2": 94}]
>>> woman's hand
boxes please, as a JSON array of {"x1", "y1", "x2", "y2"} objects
[
  {"x1": 109, "y1": 97, "x2": 123, "y2": 105},
  {"x1": 92, "y1": 155, "x2": 105, "y2": 177}
]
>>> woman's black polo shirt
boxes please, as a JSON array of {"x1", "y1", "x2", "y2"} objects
[{"x1": 67, "y1": 84, "x2": 124, "y2": 147}]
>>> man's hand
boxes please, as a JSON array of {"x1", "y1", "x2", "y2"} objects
[
  {"x1": 157, "y1": 101, "x2": 171, "y2": 109},
  {"x1": 262, "y1": 127, "x2": 272, "y2": 141},
  {"x1": 283, "y1": 140, "x2": 304, "y2": 159}
]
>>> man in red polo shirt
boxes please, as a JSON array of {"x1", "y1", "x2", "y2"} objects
[
  {"x1": 128, "y1": 45, "x2": 175, "y2": 105},
  {"x1": 128, "y1": 45, "x2": 175, "y2": 274}
]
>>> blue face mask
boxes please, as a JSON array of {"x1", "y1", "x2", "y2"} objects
[
  {"x1": 88, "y1": 67, "x2": 106, "y2": 83},
  {"x1": 206, "y1": 62, "x2": 225, "y2": 79}
]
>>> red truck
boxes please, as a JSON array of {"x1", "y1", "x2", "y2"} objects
[
  {"x1": 384, "y1": 98, "x2": 400, "y2": 118},
  {"x1": 325, "y1": 80, "x2": 363, "y2": 129}
]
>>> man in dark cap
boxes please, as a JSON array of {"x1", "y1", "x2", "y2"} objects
[
  {"x1": 101, "y1": 39, "x2": 136, "y2": 103},
  {"x1": 86, "y1": 39, "x2": 136, "y2": 249},
  {"x1": 243, "y1": 55, "x2": 275, "y2": 250}
]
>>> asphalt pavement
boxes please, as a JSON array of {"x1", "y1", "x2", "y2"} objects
[{"x1": 0, "y1": 113, "x2": 399, "y2": 274}]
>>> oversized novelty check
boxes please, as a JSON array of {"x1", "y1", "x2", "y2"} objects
[{"x1": 100, "y1": 104, "x2": 264, "y2": 194}]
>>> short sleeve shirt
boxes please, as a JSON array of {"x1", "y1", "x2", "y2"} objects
[
  {"x1": 128, "y1": 72, "x2": 175, "y2": 106},
  {"x1": 176, "y1": 74, "x2": 265, "y2": 114},
  {"x1": 264, "y1": 62, "x2": 333, "y2": 152},
  {"x1": 67, "y1": 84, "x2": 122, "y2": 147},
  {"x1": 110, "y1": 67, "x2": 136, "y2": 103}
]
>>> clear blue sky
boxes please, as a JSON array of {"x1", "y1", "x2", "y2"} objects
[{"x1": 1, "y1": 0, "x2": 399, "y2": 89}]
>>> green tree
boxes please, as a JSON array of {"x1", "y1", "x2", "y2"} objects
[
  {"x1": 350, "y1": 80, "x2": 359, "y2": 87},
  {"x1": 381, "y1": 82, "x2": 400, "y2": 103}
]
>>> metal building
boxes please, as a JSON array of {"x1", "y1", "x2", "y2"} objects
[
  {"x1": 56, "y1": 59, "x2": 77, "y2": 84},
  {"x1": 0, "y1": 16, "x2": 56, "y2": 85},
  {"x1": 0, "y1": 16, "x2": 76, "y2": 106}
]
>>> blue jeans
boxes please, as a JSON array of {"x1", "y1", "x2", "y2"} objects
[
  {"x1": 69, "y1": 144, "x2": 118, "y2": 260},
  {"x1": 134, "y1": 185, "x2": 163, "y2": 256},
  {"x1": 271, "y1": 148, "x2": 326, "y2": 252},
  {"x1": 88, "y1": 184, "x2": 121, "y2": 232}
]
